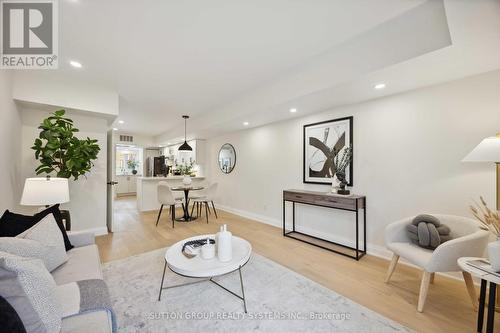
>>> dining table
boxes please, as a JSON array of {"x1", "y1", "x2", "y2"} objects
[{"x1": 171, "y1": 186, "x2": 204, "y2": 222}]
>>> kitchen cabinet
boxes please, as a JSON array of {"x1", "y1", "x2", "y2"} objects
[{"x1": 116, "y1": 175, "x2": 138, "y2": 196}]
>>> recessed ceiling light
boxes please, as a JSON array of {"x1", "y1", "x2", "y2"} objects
[
  {"x1": 290, "y1": 108, "x2": 297, "y2": 113},
  {"x1": 70, "y1": 60, "x2": 82, "y2": 68},
  {"x1": 118, "y1": 120, "x2": 124, "y2": 124},
  {"x1": 243, "y1": 121, "x2": 249, "y2": 126},
  {"x1": 112, "y1": 128, "x2": 118, "y2": 131},
  {"x1": 374, "y1": 83, "x2": 386, "y2": 90}
]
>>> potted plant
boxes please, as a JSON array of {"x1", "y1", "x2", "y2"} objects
[
  {"x1": 127, "y1": 159, "x2": 139, "y2": 175},
  {"x1": 178, "y1": 161, "x2": 195, "y2": 185},
  {"x1": 470, "y1": 197, "x2": 500, "y2": 270},
  {"x1": 332, "y1": 145, "x2": 352, "y2": 195},
  {"x1": 31, "y1": 110, "x2": 100, "y2": 180}
]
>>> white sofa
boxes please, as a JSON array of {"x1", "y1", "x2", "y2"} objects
[{"x1": 52, "y1": 231, "x2": 112, "y2": 333}]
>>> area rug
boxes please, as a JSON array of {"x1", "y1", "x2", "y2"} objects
[{"x1": 102, "y1": 248, "x2": 412, "y2": 333}]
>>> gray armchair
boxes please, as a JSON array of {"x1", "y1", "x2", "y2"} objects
[{"x1": 384, "y1": 214, "x2": 489, "y2": 312}]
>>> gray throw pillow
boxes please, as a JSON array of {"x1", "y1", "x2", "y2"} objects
[
  {"x1": 0, "y1": 215, "x2": 68, "y2": 272},
  {"x1": 0, "y1": 251, "x2": 62, "y2": 333},
  {"x1": 406, "y1": 214, "x2": 452, "y2": 249}
]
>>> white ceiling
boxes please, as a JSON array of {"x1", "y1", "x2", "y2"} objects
[{"x1": 12, "y1": 0, "x2": 500, "y2": 143}]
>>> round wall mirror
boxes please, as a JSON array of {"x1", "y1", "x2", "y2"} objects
[{"x1": 218, "y1": 143, "x2": 236, "y2": 174}]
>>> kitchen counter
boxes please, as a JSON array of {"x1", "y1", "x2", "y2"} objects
[{"x1": 136, "y1": 176, "x2": 206, "y2": 212}]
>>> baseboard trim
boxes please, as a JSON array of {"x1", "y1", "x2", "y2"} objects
[{"x1": 216, "y1": 204, "x2": 470, "y2": 284}]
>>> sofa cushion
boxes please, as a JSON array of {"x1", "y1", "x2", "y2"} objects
[
  {"x1": 61, "y1": 310, "x2": 112, "y2": 333},
  {"x1": 51, "y1": 245, "x2": 103, "y2": 285},
  {"x1": 0, "y1": 205, "x2": 73, "y2": 251},
  {"x1": 0, "y1": 251, "x2": 62, "y2": 333},
  {"x1": 0, "y1": 215, "x2": 69, "y2": 272}
]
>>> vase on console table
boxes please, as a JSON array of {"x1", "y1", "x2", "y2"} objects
[
  {"x1": 182, "y1": 175, "x2": 192, "y2": 186},
  {"x1": 335, "y1": 172, "x2": 350, "y2": 195},
  {"x1": 331, "y1": 174, "x2": 341, "y2": 193}
]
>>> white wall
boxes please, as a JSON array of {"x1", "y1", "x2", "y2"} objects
[
  {"x1": 206, "y1": 70, "x2": 500, "y2": 257},
  {"x1": 0, "y1": 72, "x2": 22, "y2": 212},
  {"x1": 20, "y1": 108, "x2": 108, "y2": 234}
]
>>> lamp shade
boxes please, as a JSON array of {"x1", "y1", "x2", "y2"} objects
[
  {"x1": 20, "y1": 177, "x2": 70, "y2": 206},
  {"x1": 462, "y1": 135, "x2": 500, "y2": 162}
]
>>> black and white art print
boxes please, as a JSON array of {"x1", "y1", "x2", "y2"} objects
[{"x1": 303, "y1": 116, "x2": 353, "y2": 185}]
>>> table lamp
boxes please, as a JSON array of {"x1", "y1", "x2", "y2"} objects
[
  {"x1": 20, "y1": 176, "x2": 72, "y2": 229},
  {"x1": 463, "y1": 134, "x2": 500, "y2": 211},
  {"x1": 21, "y1": 176, "x2": 70, "y2": 207}
]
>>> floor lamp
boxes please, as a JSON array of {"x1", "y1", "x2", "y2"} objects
[{"x1": 463, "y1": 134, "x2": 500, "y2": 211}]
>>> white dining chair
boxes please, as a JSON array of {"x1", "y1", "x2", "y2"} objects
[
  {"x1": 384, "y1": 214, "x2": 489, "y2": 312},
  {"x1": 190, "y1": 183, "x2": 218, "y2": 223},
  {"x1": 156, "y1": 181, "x2": 184, "y2": 228}
]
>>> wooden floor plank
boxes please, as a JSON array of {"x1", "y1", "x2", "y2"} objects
[{"x1": 96, "y1": 196, "x2": 499, "y2": 332}]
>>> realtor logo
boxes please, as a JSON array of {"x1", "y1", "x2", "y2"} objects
[{"x1": 1, "y1": 0, "x2": 58, "y2": 69}]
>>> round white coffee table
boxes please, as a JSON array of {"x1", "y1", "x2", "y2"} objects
[{"x1": 158, "y1": 234, "x2": 252, "y2": 312}]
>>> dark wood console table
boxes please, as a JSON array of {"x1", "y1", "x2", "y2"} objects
[{"x1": 283, "y1": 189, "x2": 366, "y2": 260}]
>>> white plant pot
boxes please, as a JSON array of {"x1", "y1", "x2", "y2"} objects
[
  {"x1": 331, "y1": 174, "x2": 341, "y2": 193},
  {"x1": 488, "y1": 239, "x2": 500, "y2": 272},
  {"x1": 182, "y1": 175, "x2": 192, "y2": 186}
]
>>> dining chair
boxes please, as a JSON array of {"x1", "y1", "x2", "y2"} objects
[
  {"x1": 156, "y1": 181, "x2": 184, "y2": 228},
  {"x1": 190, "y1": 183, "x2": 218, "y2": 223}
]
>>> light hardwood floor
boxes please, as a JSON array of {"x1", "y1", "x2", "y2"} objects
[{"x1": 96, "y1": 196, "x2": 499, "y2": 332}]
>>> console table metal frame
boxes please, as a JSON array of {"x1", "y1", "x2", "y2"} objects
[{"x1": 282, "y1": 190, "x2": 366, "y2": 261}]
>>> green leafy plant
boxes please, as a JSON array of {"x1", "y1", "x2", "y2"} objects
[
  {"x1": 178, "y1": 161, "x2": 195, "y2": 176},
  {"x1": 31, "y1": 110, "x2": 100, "y2": 180},
  {"x1": 127, "y1": 159, "x2": 139, "y2": 170}
]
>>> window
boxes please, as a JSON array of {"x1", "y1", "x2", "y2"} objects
[{"x1": 116, "y1": 146, "x2": 143, "y2": 176}]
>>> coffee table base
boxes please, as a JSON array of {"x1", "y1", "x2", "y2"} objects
[{"x1": 158, "y1": 260, "x2": 248, "y2": 313}]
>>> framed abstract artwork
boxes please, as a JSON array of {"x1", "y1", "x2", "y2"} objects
[{"x1": 303, "y1": 116, "x2": 353, "y2": 185}]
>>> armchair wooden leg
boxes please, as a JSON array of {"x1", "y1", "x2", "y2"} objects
[
  {"x1": 462, "y1": 271, "x2": 478, "y2": 311},
  {"x1": 417, "y1": 271, "x2": 432, "y2": 313},
  {"x1": 385, "y1": 254, "x2": 399, "y2": 283}
]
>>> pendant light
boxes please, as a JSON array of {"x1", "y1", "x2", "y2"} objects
[{"x1": 178, "y1": 115, "x2": 192, "y2": 151}]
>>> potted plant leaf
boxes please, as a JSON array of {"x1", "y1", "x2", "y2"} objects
[
  {"x1": 127, "y1": 159, "x2": 139, "y2": 175},
  {"x1": 32, "y1": 110, "x2": 101, "y2": 180}
]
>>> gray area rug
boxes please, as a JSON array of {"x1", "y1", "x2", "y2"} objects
[{"x1": 102, "y1": 248, "x2": 412, "y2": 333}]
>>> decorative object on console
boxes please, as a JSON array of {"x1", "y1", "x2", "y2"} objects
[
  {"x1": 406, "y1": 214, "x2": 452, "y2": 250},
  {"x1": 303, "y1": 116, "x2": 353, "y2": 185},
  {"x1": 470, "y1": 197, "x2": 500, "y2": 271},
  {"x1": 31, "y1": 110, "x2": 100, "y2": 180},
  {"x1": 217, "y1": 224, "x2": 232, "y2": 262},
  {"x1": 218, "y1": 143, "x2": 236, "y2": 174},
  {"x1": 462, "y1": 133, "x2": 500, "y2": 211},
  {"x1": 178, "y1": 115, "x2": 193, "y2": 151},
  {"x1": 333, "y1": 145, "x2": 353, "y2": 195}
]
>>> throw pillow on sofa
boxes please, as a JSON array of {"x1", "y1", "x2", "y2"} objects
[
  {"x1": 0, "y1": 251, "x2": 62, "y2": 333},
  {"x1": 0, "y1": 204, "x2": 73, "y2": 251},
  {"x1": 0, "y1": 295, "x2": 27, "y2": 333},
  {"x1": 0, "y1": 215, "x2": 68, "y2": 271}
]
